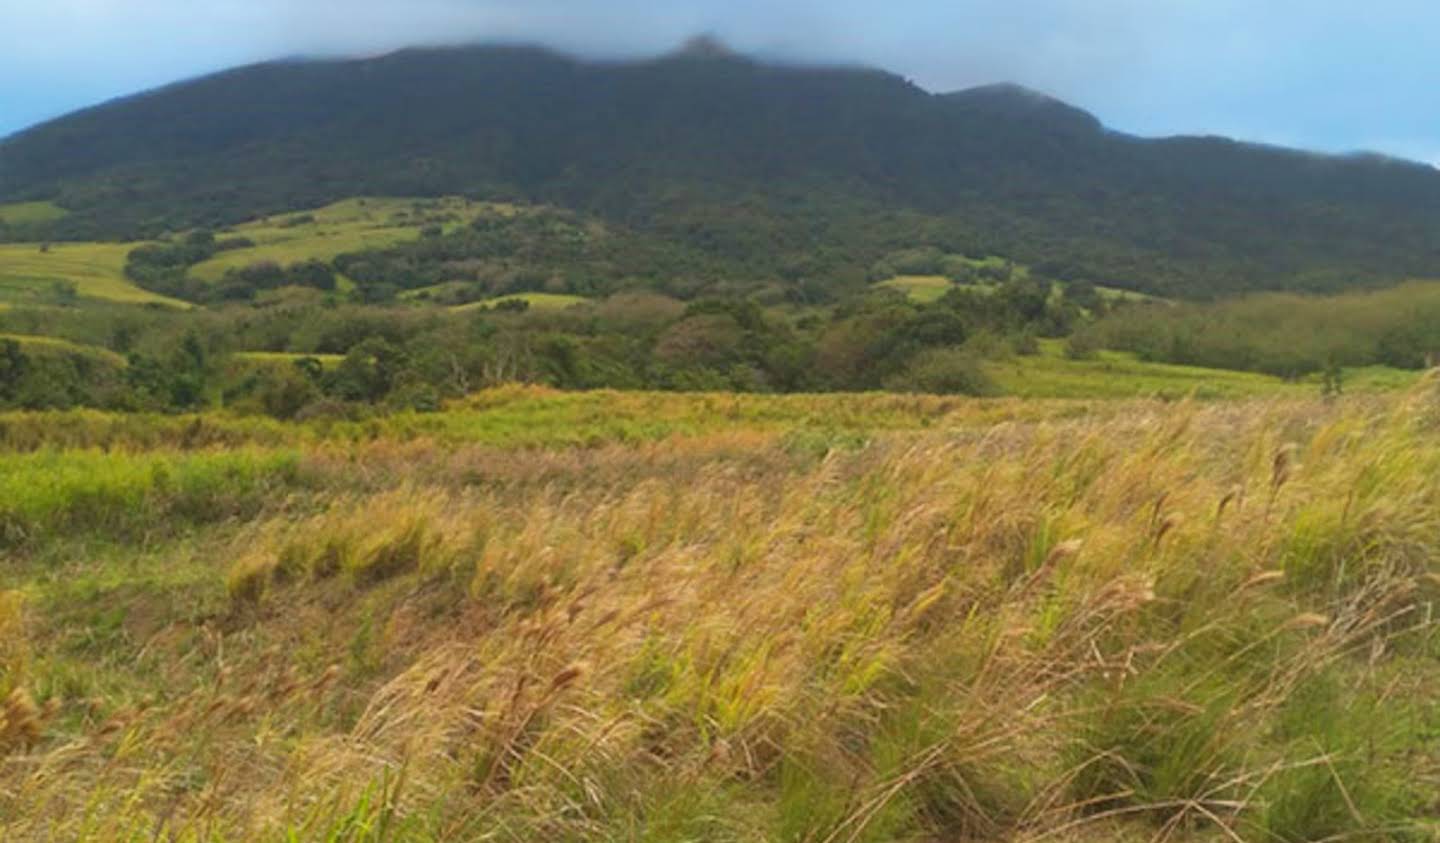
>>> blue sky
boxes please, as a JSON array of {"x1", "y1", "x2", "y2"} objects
[{"x1": 2, "y1": 0, "x2": 1437, "y2": 164}]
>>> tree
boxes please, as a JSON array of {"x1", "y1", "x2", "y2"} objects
[
  {"x1": 329, "y1": 338, "x2": 404, "y2": 402},
  {"x1": 0, "y1": 340, "x2": 29, "y2": 402}
]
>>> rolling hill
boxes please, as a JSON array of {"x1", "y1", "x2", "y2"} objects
[{"x1": 2, "y1": 42, "x2": 1440, "y2": 297}]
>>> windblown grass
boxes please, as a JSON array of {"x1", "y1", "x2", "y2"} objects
[{"x1": 3, "y1": 386, "x2": 1440, "y2": 839}]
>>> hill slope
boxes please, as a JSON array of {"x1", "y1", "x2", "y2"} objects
[{"x1": 3, "y1": 44, "x2": 1439, "y2": 296}]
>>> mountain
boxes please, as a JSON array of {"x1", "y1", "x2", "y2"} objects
[{"x1": 2, "y1": 42, "x2": 1439, "y2": 296}]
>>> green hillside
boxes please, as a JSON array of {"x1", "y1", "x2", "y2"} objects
[
  {"x1": 0, "y1": 201, "x2": 67, "y2": 225},
  {"x1": 5, "y1": 45, "x2": 1440, "y2": 298},
  {"x1": 0, "y1": 242, "x2": 188, "y2": 307},
  {"x1": 189, "y1": 197, "x2": 513, "y2": 282}
]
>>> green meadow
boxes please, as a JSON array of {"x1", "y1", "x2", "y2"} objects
[
  {"x1": 985, "y1": 338, "x2": 1420, "y2": 399},
  {"x1": 189, "y1": 197, "x2": 517, "y2": 282},
  {"x1": 877, "y1": 273, "x2": 955, "y2": 302},
  {"x1": 0, "y1": 201, "x2": 69, "y2": 225},
  {"x1": 0, "y1": 242, "x2": 188, "y2": 307}
]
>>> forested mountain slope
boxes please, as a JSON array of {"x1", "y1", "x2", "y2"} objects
[{"x1": 3, "y1": 43, "x2": 1438, "y2": 296}]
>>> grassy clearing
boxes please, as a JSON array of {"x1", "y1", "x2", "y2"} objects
[
  {"x1": 879, "y1": 275, "x2": 1163, "y2": 307},
  {"x1": 877, "y1": 274, "x2": 954, "y2": 302},
  {"x1": 233, "y1": 350, "x2": 345, "y2": 369},
  {"x1": 4, "y1": 386, "x2": 1440, "y2": 838},
  {"x1": 450, "y1": 291, "x2": 591, "y2": 312},
  {"x1": 986, "y1": 339, "x2": 1419, "y2": 399},
  {"x1": 0, "y1": 201, "x2": 68, "y2": 225},
  {"x1": 0, "y1": 242, "x2": 188, "y2": 307},
  {"x1": 1095, "y1": 282, "x2": 1160, "y2": 303},
  {"x1": 190, "y1": 197, "x2": 516, "y2": 282}
]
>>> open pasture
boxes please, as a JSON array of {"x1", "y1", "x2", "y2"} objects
[
  {"x1": 189, "y1": 197, "x2": 518, "y2": 282},
  {"x1": 0, "y1": 201, "x2": 68, "y2": 225},
  {"x1": 0, "y1": 242, "x2": 188, "y2": 307}
]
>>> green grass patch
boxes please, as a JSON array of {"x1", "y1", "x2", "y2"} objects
[
  {"x1": 0, "y1": 201, "x2": 68, "y2": 225},
  {"x1": 0, "y1": 243, "x2": 189, "y2": 307},
  {"x1": 233, "y1": 351, "x2": 344, "y2": 369},
  {"x1": 0, "y1": 333, "x2": 126, "y2": 367},
  {"x1": 877, "y1": 275, "x2": 953, "y2": 303},
  {"x1": 877, "y1": 272, "x2": 1166, "y2": 308},
  {"x1": 0, "y1": 448, "x2": 302, "y2": 547},
  {"x1": 450, "y1": 291, "x2": 590, "y2": 312},
  {"x1": 984, "y1": 338, "x2": 1418, "y2": 399}
]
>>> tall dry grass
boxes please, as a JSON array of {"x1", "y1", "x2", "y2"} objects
[{"x1": 4, "y1": 387, "x2": 1440, "y2": 839}]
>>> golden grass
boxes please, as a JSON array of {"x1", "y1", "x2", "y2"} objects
[
  {"x1": 0, "y1": 242, "x2": 189, "y2": 307},
  {"x1": 3, "y1": 387, "x2": 1440, "y2": 838}
]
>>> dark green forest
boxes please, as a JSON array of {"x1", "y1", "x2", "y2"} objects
[
  {"x1": 0, "y1": 274, "x2": 1090, "y2": 414},
  {"x1": 4, "y1": 44, "x2": 1440, "y2": 298}
]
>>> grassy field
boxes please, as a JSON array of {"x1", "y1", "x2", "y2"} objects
[
  {"x1": 0, "y1": 243, "x2": 189, "y2": 307},
  {"x1": 0, "y1": 201, "x2": 69, "y2": 225},
  {"x1": 3, "y1": 385, "x2": 1440, "y2": 839},
  {"x1": 987, "y1": 339, "x2": 1420, "y2": 399},
  {"x1": 877, "y1": 274, "x2": 954, "y2": 302},
  {"x1": 190, "y1": 197, "x2": 516, "y2": 282},
  {"x1": 0, "y1": 197, "x2": 512, "y2": 306}
]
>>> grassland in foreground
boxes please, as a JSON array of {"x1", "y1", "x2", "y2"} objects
[{"x1": 4, "y1": 384, "x2": 1440, "y2": 840}]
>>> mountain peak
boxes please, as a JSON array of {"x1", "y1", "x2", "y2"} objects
[{"x1": 670, "y1": 34, "x2": 741, "y2": 60}]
